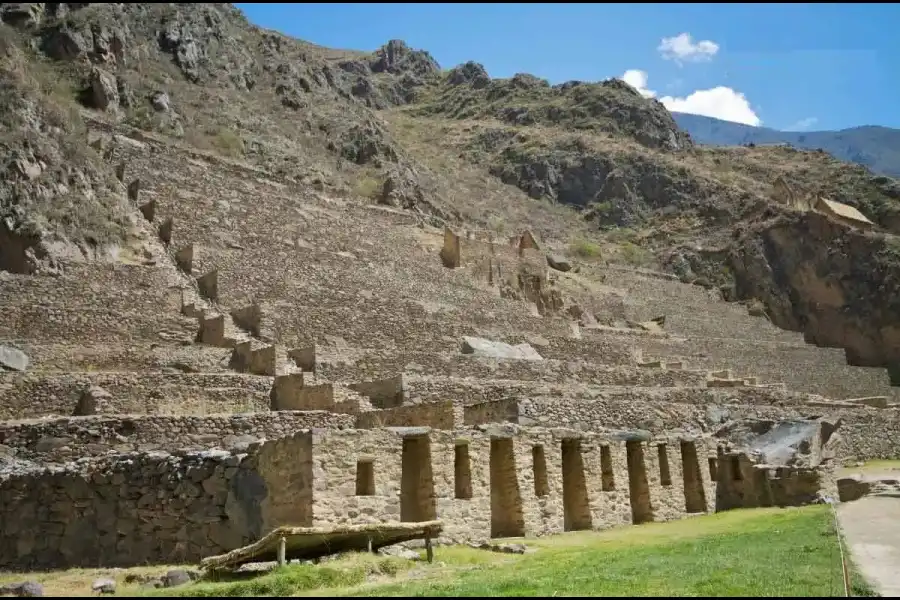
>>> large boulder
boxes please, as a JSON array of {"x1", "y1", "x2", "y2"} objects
[
  {"x1": 88, "y1": 66, "x2": 119, "y2": 110},
  {"x1": 0, "y1": 345, "x2": 29, "y2": 372},
  {"x1": 460, "y1": 337, "x2": 543, "y2": 361},
  {"x1": 714, "y1": 417, "x2": 840, "y2": 468}
]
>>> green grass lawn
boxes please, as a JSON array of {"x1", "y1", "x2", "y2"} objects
[{"x1": 116, "y1": 506, "x2": 876, "y2": 597}]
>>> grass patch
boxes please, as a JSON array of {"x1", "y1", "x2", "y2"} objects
[
  {"x1": 569, "y1": 238, "x2": 602, "y2": 259},
  {"x1": 80, "y1": 506, "x2": 876, "y2": 597},
  {"x1": 618, "y1": 241, "x2": 653, "y2": 267},
  {"x1": 133, "y1": 549, "x2": 497, "y2": 598},
  {"x1": 353, "y1": 174, "x2": 384, "y2": 200},
  {"x1": 341, "y1": 506, "x2": 874, "y2": 597}
]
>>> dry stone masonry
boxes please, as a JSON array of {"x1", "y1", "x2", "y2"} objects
[{"x1": 0, "y1": 129, "x2": 891, "y2": 573}]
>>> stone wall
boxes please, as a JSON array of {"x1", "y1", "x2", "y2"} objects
[
  {"x1": 0, "y1": 411, "x2": 354, "y2": 463},
  {"x1": 6, "y1": 340, "x2": 234, "y2": 375},
  {"x1": 407, "y1": 377, "x2": 786, "y2": 409},
  {"x1": 0, "y1": 426, "x2": 719, "y2": 570},
  {"x1": 0, "y1": 450, "x2": 253, "y2": 570},
  {"x1": 714, "y1": 452, "x2": 828, "y2": 510},
  {"x1": 349, "y1": 375, "x2": 405, "y2": 409},
  {"x1": 307, "y1": 426, "x2": 718, "y2": 543},
  {"x1": 0, "y1": 264, "x2": 183, "y2": 317},
  {"x1": 356, "y1": 401, "x2": 456, "y2": 430},
  {"x1": 0, "y1": 266, "x2": 192, "y2": 356},
  {"x1": 464, "y1": 398, "x2": 521, "y2": 426},
  {"x1": 0, "y1": 372, "x2": 273, "y2": 419}
]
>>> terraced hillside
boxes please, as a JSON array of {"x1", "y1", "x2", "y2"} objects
[{"x1": 0, "y1": 1, "x2": 899, "y2": 578}]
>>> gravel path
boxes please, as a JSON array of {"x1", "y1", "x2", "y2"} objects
[{"x1": 838, "y1": 495, "x2": 900, "y2": 597}]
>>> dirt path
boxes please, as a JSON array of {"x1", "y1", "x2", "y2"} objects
[{"x1": 838, "y1": 495, "x2": 900, "y2": 596}]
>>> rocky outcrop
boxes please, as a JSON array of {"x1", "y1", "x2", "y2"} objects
[
  {"x1": 730, "y1": 208, "x2": 900, "y2": 375},
  {"x1": 369, "y1": 39, "x2": 439, "y2": 77},
  {"x1": 0, "y1": 346, "x2": 29, "y2": 372},
  {"x1": 0, "y1": 39, "x2": 133, "y2": 273},
  {"x1": 478, "y1": 134, "x2": 712, "y2": 227},
  {"x1": 460, "y1": 337, "x2": 543, "y2": 361},
  {"x1": 421, "y1": 72, "x2": 692, "y2": 152},
  {"x1": 446, "y1": 61, "x2": 490, "y2": 89},
  {"x1": 88, "y1": 66, "x2": 119, "y2": 110}
]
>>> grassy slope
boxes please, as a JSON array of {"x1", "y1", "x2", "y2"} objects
[{"x1": 63, "y1": 506, "x2": 874, "y2": 597}]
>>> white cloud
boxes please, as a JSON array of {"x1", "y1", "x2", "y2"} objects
[
  {"x1": 620, "y1": 71, "x2": 761, "y2": 127},
  {"x1": 659, "y1": 88, "x2": 761, "y2": 126},
  {"x1": 622, "y1": 69, "x2": 656, "y2": 98},
  {"x1": 658, "y1": 33, "x2": 719, "y2": 64},
  {"x1": 785, "y1": 117, "x2": 818, "y2": 131}
]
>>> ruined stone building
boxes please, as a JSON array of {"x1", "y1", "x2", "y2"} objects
[{"x1": 0, "y1": 126, "x2": 897, "y2": 572}]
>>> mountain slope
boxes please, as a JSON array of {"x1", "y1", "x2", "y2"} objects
[
  {"x1": 673, "y1": 112, "x2": 900, "y2": 179},
  {"x1": 2, "y1": 2, "x2": 900, "y2": 378}
]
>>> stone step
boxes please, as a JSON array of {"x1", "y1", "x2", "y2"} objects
[{"x1": 312, "y1": 350, "x2": 710, "y2": 389}]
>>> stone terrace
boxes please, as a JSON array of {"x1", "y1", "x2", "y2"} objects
[
  {"x1": 0, "y1": 123, "x2": 891, "y2": 571},
  {"x1": 604, "y1": 267, "x2": 900, "y2": 401}
]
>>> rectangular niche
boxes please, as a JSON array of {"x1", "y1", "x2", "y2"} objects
[
  {"x1": 626, "y1": 440, "x2": 654, "y2": 525},
  {"x1": 532, "y1": 445, "x2": 549, "y2": 497},
  {"x1": 355, "y1": 460, "x2": 375, "y2": 496},
  {"x1": 455, "y1": 442, "x2": 473, "y2": 500},
  {"x1": 490, "y1": 438, "x2": 525, "y2": 538},
  {"x1": 680, "y1": 441, "x2": 707, "y2": 514},
  {"x1": 657, "y1": 444, "x2": 672, "y2": 487},
  {"x1": 401, "y1": 435, "x2": 437, "y2": 523},
  {"x1": 561, "y1": 439, "x2": 592, "y2": 532},
  {"x1": 600, "y1": 445, "x2": 615, "y2": 492}
]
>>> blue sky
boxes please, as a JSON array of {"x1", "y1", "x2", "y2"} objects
[{"x1": 235, "y1": 3, "x2": 899, "y2": 131}]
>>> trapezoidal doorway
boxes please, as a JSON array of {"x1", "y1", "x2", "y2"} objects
[
  {"x1": 561, "y1": 439, "x2": 592, "y2": 531},
  {"x1": 626, "y1": 440, "x2": 654, "y2": 525},
  {"x1": 680, "y1": 441, "x2": 707, "y2": 513},
  {"x1": 490, "y1": 438, "x2": 525, "y2": 538},
  {"x1": 400, "y1": 435, "x2": 437, "y2": 523}
]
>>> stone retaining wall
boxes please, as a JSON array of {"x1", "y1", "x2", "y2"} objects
[
  {"x1": 355, "y1": 401, "x2": 456, "y2": 430},
  {"x1": 0, "y1": 411, "x2": 354, "y2": 463},
  {"x1": 317, "y1": 352, "x2": 697, "y2": 386},
  {"x1": 0, "y1": 372, "x2": 274, "y2": 420}
]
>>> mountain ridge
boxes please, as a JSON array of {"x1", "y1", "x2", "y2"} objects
[{"x1": 672, "y1": 112, "x2": 900, "y2": 179}]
